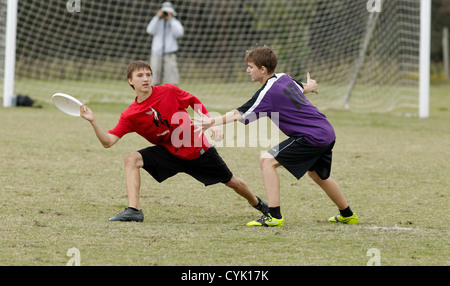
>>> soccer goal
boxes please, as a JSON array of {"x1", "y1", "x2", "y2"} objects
[{"x1": 1, "y1": 0, "x2": 430, "y2": 117}]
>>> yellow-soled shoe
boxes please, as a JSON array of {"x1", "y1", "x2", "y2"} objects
[
  {"x1": 247, "y1": 214, "x2": 284, "y2": 227},
  {"x1": 328, "y1": 213, "x2": 359, "y2": 224}
]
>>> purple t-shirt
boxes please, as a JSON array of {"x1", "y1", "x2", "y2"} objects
[{"x1": 237, "y1": 73, "x2": 336, "y2": 146}]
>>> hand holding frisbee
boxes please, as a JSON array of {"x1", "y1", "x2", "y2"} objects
[{"x1": 52, "y1": 93, "x2": 86, "y2": 117}]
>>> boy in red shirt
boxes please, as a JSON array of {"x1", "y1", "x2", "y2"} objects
[{"x1": 80, "y1": 61, "x2": 268, "y2": 222}]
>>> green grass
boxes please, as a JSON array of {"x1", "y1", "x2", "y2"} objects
[{"x1": 0, "y1": 84, "x2": 449, "y2": 266}]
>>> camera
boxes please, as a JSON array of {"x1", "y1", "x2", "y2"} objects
[{"x1": 163, "y1": 11, "x2": 169, "y2": 17}]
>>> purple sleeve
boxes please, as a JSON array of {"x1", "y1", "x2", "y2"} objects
[{"x1": 236, "y1": 88, "x2": 271, "y2": 125}]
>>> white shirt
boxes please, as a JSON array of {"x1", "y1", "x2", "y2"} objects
[{"x1": 146, "y1": 16, "x2": 184, "y2": 55}]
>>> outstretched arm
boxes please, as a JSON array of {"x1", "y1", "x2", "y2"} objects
[
  {"x1": 190, "y1": 106, "x2": 225, "y2": 142},
  {"x1": 211, "y1": 109, "x2": 243, "y2": 127},
  {"x1": 80, "y1": 105, "x2": 119, "y2": 148},
  {"x1": 193, "y1": 109, "x2": 242, "y2": 136}
]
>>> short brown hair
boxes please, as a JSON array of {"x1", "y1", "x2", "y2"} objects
[
  {"x1": 245, "y1": 46, "x2": 278, "y2": 74},
  {"x1": 126, "y1": 61, "x2": 152, "y2": 90}
]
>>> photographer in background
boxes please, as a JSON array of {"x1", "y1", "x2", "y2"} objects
[{"x1": 146, "y1": 2, "x2": 184, "y2": 86}]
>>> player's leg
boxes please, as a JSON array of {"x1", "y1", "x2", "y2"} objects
[
  {"x1": 259, "y1": 153, "x2": 282, "y2": 207},
  {"x1": 221, "y1": 176, "x2": 269, "y2": 223},
  {"x1": 246, "y1": 152, "x2": 284, "y2": 227},
  {"x1": 308, "y1": 171, "x2": 348, "y2": 210},
  {"x1": 185, "y1": 147, "x2": 268, "y2": 216},
  {"x1": 224, "y1": 175, "x2": 258, "y2": 206},
  {"x1": 124, "y1": 151, "x2": 144, "y2": 210},
  {"x1": 308, "y1": 171, "x2": 358, "y2": 224},
  {"x1": 308, "y1": 142, "x2": 358, "y2": 224},
  {"x1": 109, "y1": 151, "x2": 144, "y2": 222},
  {"x1": 223, "y1": 175, "x2": 268, "y2": 215}
]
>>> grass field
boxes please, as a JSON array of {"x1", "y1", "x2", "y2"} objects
[{"x1": 0, "y1": 83, "x2": 449, "y2": 266}]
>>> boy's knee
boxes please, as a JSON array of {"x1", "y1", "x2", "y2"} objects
[
  {"x1": 259, "y1": 153, "x2": 276, "y2": 169},
  {"x1": 124, "y1": 152, "x2": 143, "y2": 168}
]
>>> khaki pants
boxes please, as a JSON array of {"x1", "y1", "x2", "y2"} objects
[{"x1": 150, "y1": 53, "x2": 180, "y2": 85}]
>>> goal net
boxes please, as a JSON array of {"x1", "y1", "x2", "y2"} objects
[{"x1": 1, "y1": 0, "x2": 422, "y2": 114}]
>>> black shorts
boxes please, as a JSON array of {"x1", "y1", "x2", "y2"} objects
[
  {"x1": 268, "y1": 137, "x2": 335, "y2": 180},
  {"x1": 138, "y1": 145, "x2": 233, "y2": 186}
]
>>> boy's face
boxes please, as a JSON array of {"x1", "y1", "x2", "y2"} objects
[
  {"x1": 246, "y1": 61, "x2": 265, "y2": 83},
  {"x1": 128, "y1": 68, "x2": 152, "y2": 93}
]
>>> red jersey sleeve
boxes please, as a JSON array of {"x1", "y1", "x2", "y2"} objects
[
  {"x1": 173, "y1": 85, "x2": 210, "y2": 117},
  {"x1": 108, "y1": 114, "x2": 133, "y2": 138}
]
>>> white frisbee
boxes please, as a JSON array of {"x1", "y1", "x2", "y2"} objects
[{"x1": 52, "y1": 93, "x2": 83, "y2": 117}]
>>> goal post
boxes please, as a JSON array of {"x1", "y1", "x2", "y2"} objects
[
  {"x1": 1, "y1": 0, "x2": 430, "y2": 116},
  {"x1": 2, "y1": 0, "x2": 17, "y2": 108},
  {"x1": 419, "y1": 0, "x2": 431, "y2": 118}
]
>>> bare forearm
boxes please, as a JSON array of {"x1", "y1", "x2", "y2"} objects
[
  {"x1": 90, "y1": 119, "x2": 117, "y2": 148},
  {"x1": 211, "y1": 109, "x2": 242, "y2": 126},
  {"x1": 80, "y1": 105, "x2": 119, "y2": 148}
]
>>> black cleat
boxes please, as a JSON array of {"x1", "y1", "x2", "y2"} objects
[{"x1": 108, "y1": 207, "x2": 144, "y2": 222}]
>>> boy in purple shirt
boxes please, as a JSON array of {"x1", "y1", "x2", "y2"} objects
[{"x1": 196, "y1": 46, "x2": 358, "y2": 227}]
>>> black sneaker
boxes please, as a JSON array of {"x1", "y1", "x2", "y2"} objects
[
  {"x1": 253, "y1": 196, "x2": 269, "y2": 216},
  {"x1": 108, "y1": 207, "x2": 144, "y2": 222}
]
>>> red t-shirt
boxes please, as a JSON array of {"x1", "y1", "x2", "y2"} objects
[{"x1": 109, "y1": 84, "x2": 211, "y2": 160}]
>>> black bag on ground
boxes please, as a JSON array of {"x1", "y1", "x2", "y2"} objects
[{"x1": 15, "y1": 94, "x2": 35, "y2": 107}]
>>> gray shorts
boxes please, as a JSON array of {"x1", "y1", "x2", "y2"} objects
[{"x1": 150, "y1": 53, "x2": 180, "y2": 85}]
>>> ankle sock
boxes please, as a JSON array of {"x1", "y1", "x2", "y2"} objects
[
  {"x1": 269, "y1": 207, "x2": 282, "y2": 219},
  {"x1": 339, "y1": 206, "x2": 353, "y2": 217}
]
